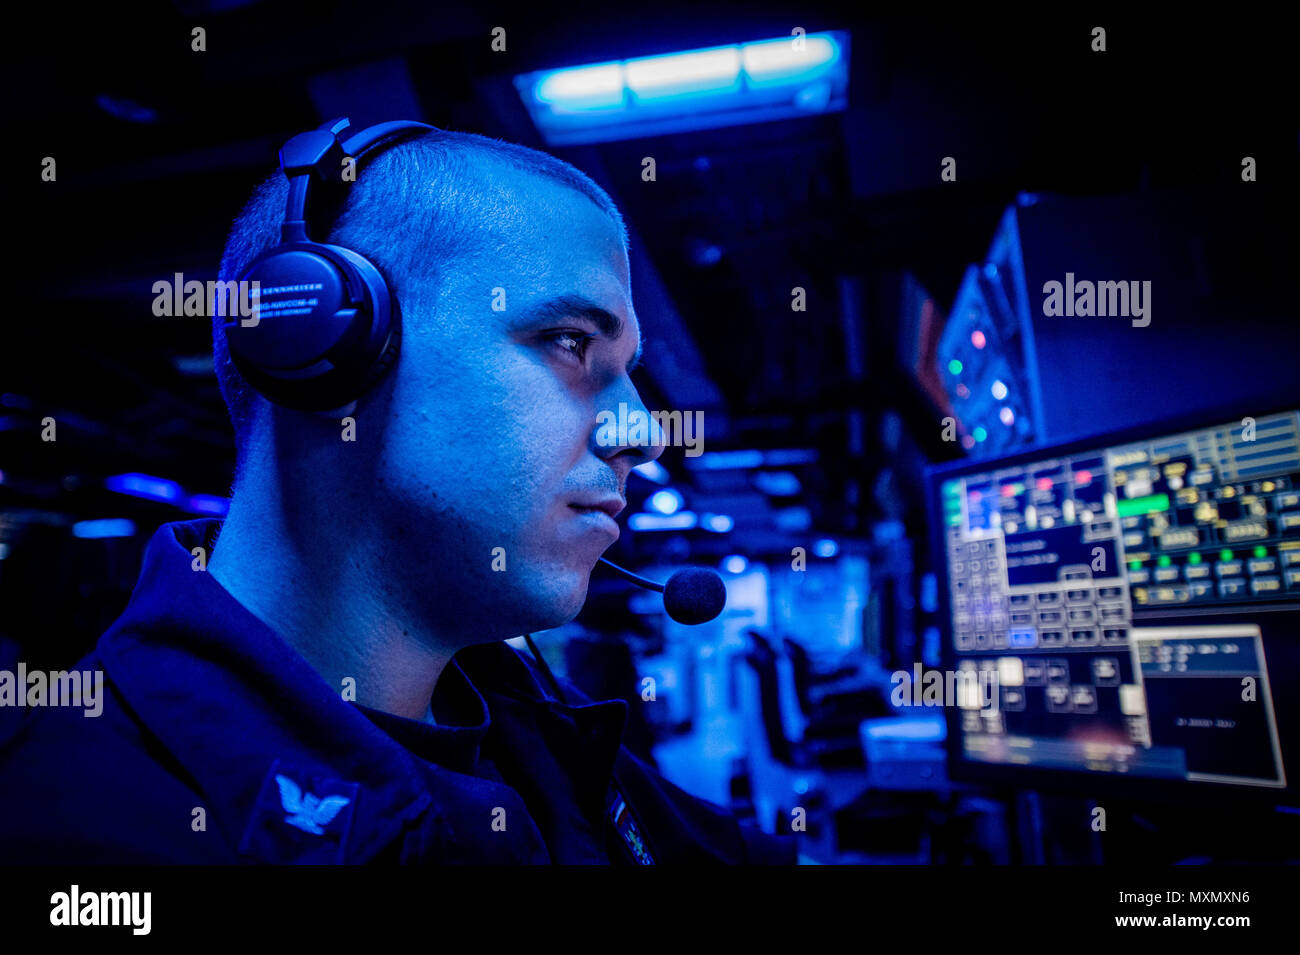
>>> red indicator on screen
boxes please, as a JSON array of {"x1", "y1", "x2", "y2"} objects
[
  {"x1": 1036, "y1": 477, "x2": 1053, "y2": 491},
  {"x1": 1075, "y1": 469, "x2": 1093, "y2": 486}
]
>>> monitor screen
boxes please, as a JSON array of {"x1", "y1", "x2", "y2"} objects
[{"x1": 932, "y1": 410, "x2": 1300, "y2": 791}]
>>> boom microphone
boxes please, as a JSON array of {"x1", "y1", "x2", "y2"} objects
[
  {"x1": 520, "y1": 559, "x2": 727, "y2": 707},
  {"x1": 597, "y1": 558, "x2": 727, "y2": 625}
]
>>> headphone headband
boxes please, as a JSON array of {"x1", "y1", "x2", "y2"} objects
[{"x1": 279, "y1": 118, "x2": 436, "y2": 244}]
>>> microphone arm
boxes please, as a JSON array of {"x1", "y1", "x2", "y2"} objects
[
  {"x1": 596, "y1": 557, "x2": 665, "y2": 594},
  {"x1": 523, "y1": 556, "x2": 728, "y2": 701}
]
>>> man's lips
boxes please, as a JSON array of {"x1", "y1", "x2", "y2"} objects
[
  {"x1": 568, "y1": 499, "x2": 622, "y2": 542},
  {"x1": 568, "y1": 496, "x2": 626, "y2": 520}
]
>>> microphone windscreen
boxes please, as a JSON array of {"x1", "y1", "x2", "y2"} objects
[{"x1": 662, "y1": 568, "x2": 727, "y2": 625}]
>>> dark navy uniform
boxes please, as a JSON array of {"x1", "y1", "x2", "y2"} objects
[{"x1": 0, "y1": 519, "x2": 795, "y2": 864}]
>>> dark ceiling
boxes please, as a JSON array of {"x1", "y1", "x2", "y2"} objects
[{"x1": 5, "y1": 3, "x2": 1294, "y2": 557}]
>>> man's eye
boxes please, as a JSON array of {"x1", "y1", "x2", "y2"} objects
[{"x1": 546, "y1": 330, "x2": 594, "y2": 363}]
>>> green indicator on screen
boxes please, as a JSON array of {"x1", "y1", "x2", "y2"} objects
[
  {"x1": 948, "y1": 359, "x2": 963, "y2": 375},
  {"x1": 1254, "y1": 545, "x2": 1268, "y2": 559},
  {"x1": 1188, "y1": 552, "x2": 1202, "y2": 565},
  {"x1": 1158, "y1": 555, "x2": 1172, "y2": 567},
  {"x1": 1115, "y1": 493, "x2": 1171, "y2": 518},
  {"x1": 1219, "y1": 549, "x2": 1233, "y2": 562},
  {"x1": 1129, "y1": 559, "x2": 1142, "y2": 571}
]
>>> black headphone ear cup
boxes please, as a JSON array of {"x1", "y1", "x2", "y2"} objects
[{"x1": 227, "y1": 243, "x2": 399, "y2": 412}]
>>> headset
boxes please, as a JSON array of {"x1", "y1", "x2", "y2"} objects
[{"x1": 223, "y1": 117, "x2": 435, "y2": 414}]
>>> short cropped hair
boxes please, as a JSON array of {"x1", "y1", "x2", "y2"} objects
[{"x1": 213, "y1": 128, "x2": 628, "y2": 480}]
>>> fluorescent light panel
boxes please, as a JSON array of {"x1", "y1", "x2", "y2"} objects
[{"x1": 516, "y1": 31, "x2": 849, "y2": 144}]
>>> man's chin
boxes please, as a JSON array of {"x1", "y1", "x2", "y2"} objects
[{"x1": 517, "y1": 567, "x2": 591, "y2": 632}]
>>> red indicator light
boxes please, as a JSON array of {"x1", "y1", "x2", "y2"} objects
[
  {"x1": 1075, "y1": 469, "x2": 1092, "y2": 486},
  {"x1": 1001, "y1": 485, "x2": 1016, "y2": 498},
  {"x1": 1036, "y1": 477, "x2": 1053, "y2": 491},
  {"x1": 971, "y1": 330, "x2": 986, "y2": 349}
]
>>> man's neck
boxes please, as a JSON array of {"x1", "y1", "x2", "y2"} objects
[{"x1": 208, "y1": 491, "x2": 455, "y2": 722}]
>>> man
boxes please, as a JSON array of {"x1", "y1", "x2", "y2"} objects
[{"x1": 0, "y1": 121, "x2": 796, "y2": 864}]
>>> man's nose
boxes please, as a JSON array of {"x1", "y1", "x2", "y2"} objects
[{"x1": 592, "y1": 381, "x2": 666, "y2": 467}]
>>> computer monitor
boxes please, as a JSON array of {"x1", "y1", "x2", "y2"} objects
[{"x1": 927, "y1": 407, "x2": 1300, "y2": 801}]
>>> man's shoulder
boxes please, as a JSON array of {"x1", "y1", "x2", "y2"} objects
[{"x1": 0, "y1": 653, "x2": 238, "y2": 863}]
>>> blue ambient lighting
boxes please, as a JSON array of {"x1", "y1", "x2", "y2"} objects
[
  {"x1": 632, "y1": 460, "x2": 670, "y2": 484},
  {"x1": 649, "y1": 488, "x2": 685, "y2": 515},
  {"x1": 741, "y1": 34, "x2": 839, "y2": 86},
  {"x1": 687, "y1": 448, "x2": 818, "y2": 471},
  {"x1": 534, "y1": 61, "x2": 626, "y2": 110},
  {"x1": 813, "y1": 538, "x2": 838, "y2": 558},
  {"x1": 701, "y1": 513, "x2": 735, "y2": 533},
  {"x1": 515, "y1": 31, "x2": 849, "y2": 145},
  {"x1": 753, "y1": 470, "x2": 802, "y2": 496},
  {"x1": 185, "y1": 494, "x2": 231, "y2": 516},
  {"x1": 105, "y1": 472, "x2": 182, "y2": 503},
  {"x1": 625, "y1": 45, "x2": 742, "y2": 101},
  {"x1": 863, "y1": 715, "x2": 947, "y2": 741},
  {"x1": 628, "y1": 511, "x2": 699, "y2": 532},
  {"x1": 722, "y1": 555, "x2": 749, "y2": 574},
  {"x1": 72, "y1": 518, "x2": 136, "y2": 539}
]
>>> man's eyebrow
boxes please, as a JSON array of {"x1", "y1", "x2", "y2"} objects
[{"x1": 521, "y1": 294, "x2": 644, "y2": 373}]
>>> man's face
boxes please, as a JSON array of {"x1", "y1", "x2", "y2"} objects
[{"x1": 369, "y1": 164, "x2": 663, "y2": 640}]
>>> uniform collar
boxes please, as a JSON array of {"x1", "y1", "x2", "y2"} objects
[
  {"x1": 95, "y1": 518, "x2": 630, "y2": 863},
  {"x1": 354, "y1": 654, "x2": 491, "y2": 773}
]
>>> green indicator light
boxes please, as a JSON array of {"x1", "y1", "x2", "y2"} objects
[
  {"x1": 948, "y1": 359, "x2": 963, "y2": 375},
  {"x1": 1158, "y1": 555, "x2": 1172, "y2": 568},
  {"x1": 1129, "y1": 560, "x2": 1142, "y2": 571},
  {"x1": 1254, "y1": 545, "x2": 1268, "y2": 559},
  {"x1": 1219, "y1": 549, "x2": 1233, "y2": 562},
  {"x1": 973, "y1": 427, "x2": 988, "y2": 442},
  {"x1": 1115, "y1": 493, "x2": 1171, "y2": 518},
  {"x1": 1188, "y1": 552, "x2": 1202, "y2": 565}
]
